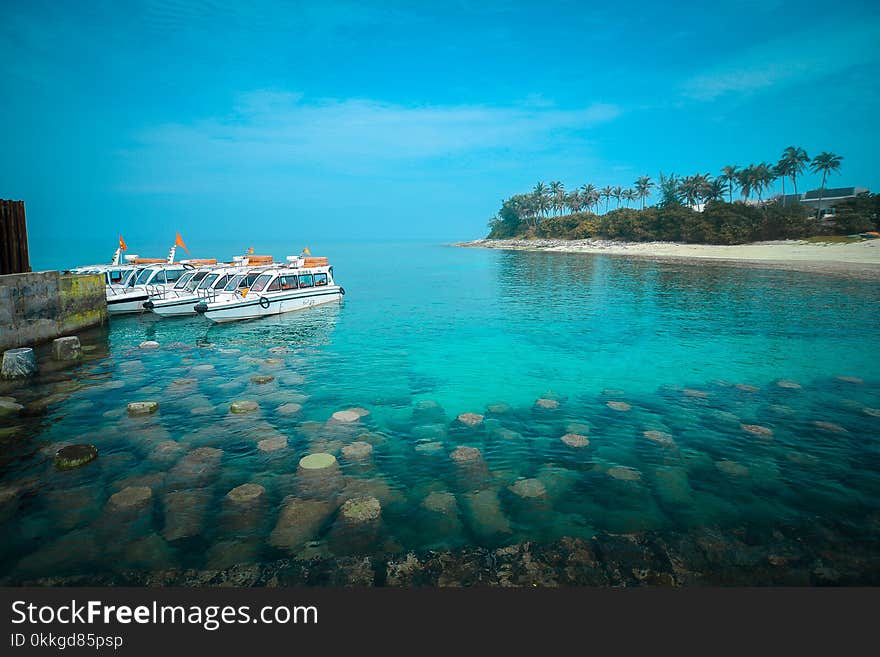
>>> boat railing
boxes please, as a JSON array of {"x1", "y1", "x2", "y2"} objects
[
  {"x1": 200, "y1": 289, "x2": 219, "y2": 304},
  {"x1": 146, "y1": 284, "x2": 167, "y2": 299}
]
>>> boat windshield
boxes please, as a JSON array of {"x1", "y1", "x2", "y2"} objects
[
  {"x1": 250, "y1": 274, "x2": 273, "y2": 292},
  {"x1": 173, "y1": 272, "x2": 194, "y2": 290},
  {"x1": 223, "y1": 275, "x2": 244, "y2": 292},
  {"x1": 135, "y1": 268, "x2": 156, "y2": 285},
  {"x1": 197, "y1": 274, "x2": 219, "y2": 290}
]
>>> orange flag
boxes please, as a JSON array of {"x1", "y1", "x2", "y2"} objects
[
  {"x1": 119, "y1": 235, "x2": 127, "y2": 251},
  {"x1": 303, "y1": 247, "x2": 311, "y2": 256},
  {"x1": 175, "y1": 232, "x2": 190, "y2": 255}
]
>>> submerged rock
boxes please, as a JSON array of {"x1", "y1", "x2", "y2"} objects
[
  {"x1": 486, "y1": 402, "x2": 511, "y2": 414},
  {"x1": 607, "y1": 466, "x2": 642, "y2": 482},
  {"x1": 450, "y1": 446, "x2": 482, "y2": 463},
  {"x1": 834, "y1": 375, "x2": 863, "y2": 384},
  {"x1": 258, "y1": 436, "x2": 288, "y2": 452},
  {"x1": 269, "y1": 496, "x2": 334, "y2": 551},
  {"x1": 642, "y1": 430, "x2": 675, "y2": 447},
  {"x1": 534, "y1": 398, "x2": 560, "y2": 410},
  {"x1": 226, "y1": 483, "x2": 266, "y2": 505},
  {"x1": 162, "y1": 488, "x2": 212, "y2": 541},
  {"x1": 735, "y1": 384, "x2": 760, "y2": 392},
  {"x1": 139, "y1": 341, "x2": 160, "y2": 349},
  {"x1": 682, "y1": 388, "x2": 708, "y2": 398},
  {"x1": 606, "y1": 401, "x2": 631, "y2": 412},
  {"x1": 167, "y1": 447, "x2": 223, "y2": 488},
  {"x1": 127, "y1": 401, "x2": 159, "y2": 416},
  {"x1": 741, "y1": 424, "x2": 773, "y2": 438},
  {"x1": 0, "y1": 398, "x2": 24, "y2": 417},
  {"x1": 812, "y1": 421, "x2": 847, "y2": 434},
  {"x1": 341, "y1": 441, "x2": 373, "y2": 459},
  {"x1": 715, "y1": 460, "x2": 749, "y2": 477},
  {"x1": 776, "y1": 379, "x2": 802, "y2": 389},
  {"x1": 463, "y1": 489, "x2": 511, "y2": 536},
  {"x1": 108, "y1": 486, "x2": 153, "y2": 512},
  {"x1": 230, "y1": 400, "x2": 259, "y2": 414},
  {"x1": 250, "y1": 374, "x2": 275, "y2": 385},
  {"x1": 422, "y1": 491, "x2": 459, "y2": 515},
  {"x1": 54, "y1": 444, "x2": 98, "y2": 470},
  {"x1": 414, "y1": 441, "x2": 444, "y2": 454},
  {"x1": 331, "y1": 409, "x2": 362, "y2": 423},
  {"x1": 277, "y1": 402, "x2": 303, "y2": 416},
  {"x1": 561, "y1": 433, "x2": 589, "y2": 448},
  {"x1": 340, "y1": 496, "x2": 382, "y2": 523},
  {"x1": 863, "y1": 408, "x2": 880, "y2": 418},
  {"x1": 509, "y1": 478, "x2": 547, "y2": 499},
  {"x1": 456, "y1": 412, "x2": 484, "y2": 427},
  {"x1": 565, "y1": 421, "x2": 591, "y2": 435}
]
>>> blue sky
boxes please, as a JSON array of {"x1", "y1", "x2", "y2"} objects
[{"x1": 1, "y1": 0, "x2": 878, "y2": 261}]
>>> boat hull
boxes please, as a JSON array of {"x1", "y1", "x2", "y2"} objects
[
  {"x1": 149, "y1": 295, "x2": 201, "y2": 317},
  {"x1": 202, "y1": 288, "x2": 342, "y2": 323},
  {"x1": 107, "y1": 293, "x2": 150, "y2": 315}
]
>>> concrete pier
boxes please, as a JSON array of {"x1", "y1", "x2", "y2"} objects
[{"x1": 0, "y1": 271, "x2": 106, "y2": 352}]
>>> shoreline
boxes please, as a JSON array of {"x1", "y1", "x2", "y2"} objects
[{"x1": 454, "y1": 238, "x2": 880, "y2": 278}]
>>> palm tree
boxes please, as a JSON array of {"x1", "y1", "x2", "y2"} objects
[
  {"x1": 774, "y1": 161, "x2": 789, "y2": 200},
  {"x1": 612, "y1": 186, "x2": 624, "y2": 209},
  {"x1": 779, "y1": 146, "x2": 810, "y2": 201},
  {"x1": 706, "y1": 179, "x2": 727, "y2": 202},
  {"x1": 737, "y1": 166, "x2": 755, "y2": 201},
  {"x1": 581, "y1": 184, "x2": 597, "y2": 213},
  {"x1": 694, "y1": 173, "x2": 713, "y2": 205},
  {"x1": 600, "y1": 186, "x2": 613, "y2": 213},
  {"x1": 565, "y1": 190, "x2": 581, "y2": 215},
  {"x1": 532, "y1": 182, "x2": 550, "y2": 218},
  {"x1": 633, "y1": 175, "x2": 654, "y2": 209},
  {"x1": 810, "y1": 152, "x2": 843, "y2": 221},
  {"x1": 720, "y1": 165, "x2": 739, "y2": 203},
  {"x1": 752, "y1": 162, "x2": 776, "y2": 203},
  {"x1": 658, "y1": 173, "x2": 681, "y2": 206},
  {"x1": 678, "y1": 175, "x2": 705, "y2": 208},
  {"x1": 549, "y1": 181, "x2": 565, "y2": 216},
  {"x1": 621, "y1": 189, "x2": 636, "y2": 208}
]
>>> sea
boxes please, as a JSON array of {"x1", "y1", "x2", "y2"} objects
[{"x1": 1, "y1": 240, "x2": 879, "y2": 583}]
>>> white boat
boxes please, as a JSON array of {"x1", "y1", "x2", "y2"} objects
[
  {"x1": 105, "y1": 245, "x2": 192, "y2": 315},
  {"x1": 146, "y1": 265, "x2": 250, "y2": 317},
  {"x1": 194, "y1": 256, "x2": 344, "y2": 323}
]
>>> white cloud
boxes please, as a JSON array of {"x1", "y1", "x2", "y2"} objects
[
  {"x1": 118, "y1": 92, "x2": 620, "y2": 191},
  {"x1": 683, "y1": 19, "x2": 880, "y2": 101}
]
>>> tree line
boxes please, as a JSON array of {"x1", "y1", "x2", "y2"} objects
[{"x1": 486, "y1": 147, "x2": 878, "y2": 244}]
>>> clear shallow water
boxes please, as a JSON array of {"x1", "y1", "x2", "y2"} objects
[{"x1": 1, "y1": 242, "x2": 879, "y2": 582}]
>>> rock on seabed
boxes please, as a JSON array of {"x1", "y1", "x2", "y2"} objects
[
  {"x1": 450, "y1": 446, "x2": 482, "y2": 463},
  {"x1": 108, "y1": 486, "x2": 153, "y2": 512},
  {"x1": 341, "y1": 442, "x2": 373, "y2": 459},
  {"x1": 561, "y1": 433, "x2": 589, "y2": 448},
  {"x1": 456, "y1": 412, "x2": 484, "y2": 427},
  {"x1": 340, "y1": 496, "x2": 382, "y2": 523},
  {"x1": 230, "y1": 400, "x2": 259, "y2": 414},
  {"x1": 54, "y1": 444, "x2": 98, "y2": 470},
  {"x1": 607, "y1": 466, "x2": 641, "y2": 482},
  {"x1": 127, "y1": 401, "x2": 159, "y2": 416}
]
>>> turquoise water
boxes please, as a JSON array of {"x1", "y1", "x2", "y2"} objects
[{"x1": 1, "y1": 242, "x2": 879, "y2": 582}]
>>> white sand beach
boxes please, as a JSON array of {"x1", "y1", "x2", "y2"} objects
[{"x1": 456, "y1": 238, "x2": 880, "y2": 278}]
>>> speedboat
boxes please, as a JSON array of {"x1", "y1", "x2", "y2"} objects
[
  {"x1": 146, "y1": 264, "x2": 247, "y2": 317},
  {"x1": 194, "y1": 255, "x2": 344, "y2": 323},
  {"x1": 105, "y1": 244, "x2": 192, "y2": 315}
]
